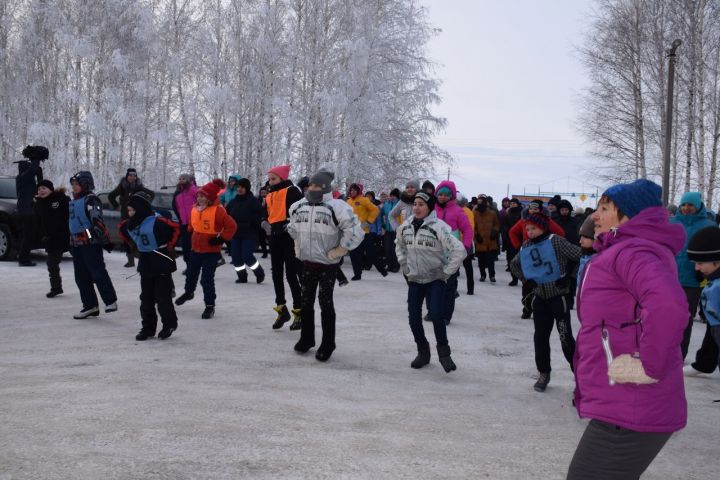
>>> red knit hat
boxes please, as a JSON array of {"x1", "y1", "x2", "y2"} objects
[
  {"x1": 526, "y1": 213, "x2": 549, "y2": 232},
  {"x1": 197, "y1": 182, "x2": 221, "y2": 203},
  {"x1": 268, "y1": 165, "x2": 291, "y2": 181}
]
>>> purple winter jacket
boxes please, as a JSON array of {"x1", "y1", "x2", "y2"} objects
[
  {"x1": 435, "y1": 180, "x2": 473, "y2": 250},
  {"x1": 173, "y1": 184, "x2": 199, "y2": 226},
  {"x1": 573, "y1": 206, "x2": 688, "y2": 433}
]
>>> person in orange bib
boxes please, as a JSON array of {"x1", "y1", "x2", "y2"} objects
[
  {"x1": 265, "y1": 164, "x2": 304, "y2": 330},
  {"x1": 174, "y1": 181, "x2": 237, "y2": 319}
]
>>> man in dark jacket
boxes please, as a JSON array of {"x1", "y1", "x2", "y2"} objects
[
  {"x1": 555, "y1": 199, "x2": 581, "y2": 309},
  {"x1": 34, "y1": 180, "x2": 70, "y2": 297},
  {"x1": 16, "y1": 145, "x2": 47, "y2": 266},
  {"x1": 226, "y1": 178, "x2": 265, "y2": 284},
  {"x1": 109, "y1": 168, "x2": 154, "y2": 267}
]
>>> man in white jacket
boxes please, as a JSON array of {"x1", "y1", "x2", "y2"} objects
[
  {"x1": 287, "y1": 169, "x2": 365, "y2": 362},
  {"x1": 396, "y1": 192, "x2": 466, "y2": 372}
]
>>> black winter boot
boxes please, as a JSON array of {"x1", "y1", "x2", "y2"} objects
[
  {"x1": 534, "y1": 372, "x2": 550, "y2": 392},
  {"x1": 315, "y1": 343, "x2": 335, "y2": 362},
  {"x1": 272, "y1": 305, "x2": 291, "y2": 329},
  {"x1": 46, "y1": 288, "x2": 63, "y2": 298},
  {"x1": 437, "y1": 344, "x2": 457, "y2": 373},
  {"x1": 201, "y1": 305, "x2": 215, "y2": 319},
  {"x1": 254, "y1": 265, "x2": 265, "y2": 284},
  {"x1": 135, "y1": 329, "x2": 154, "y2": 341},
  {"x1": 235, "y1": 269, "x2": 248, "y2": 283},
  {"x1": 158, "y1": 326, "x2": 176, "y2": 340},
  {"x1": 411, "y1": 344, "x2": 431, "y2": 369},
  {"x1": 175, "y1": 292, "x2": 194, "y2": 305}
]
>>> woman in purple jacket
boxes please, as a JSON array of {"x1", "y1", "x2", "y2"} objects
[{"x1": 567, "y1": 179, "x2": 688, "y2": 480}]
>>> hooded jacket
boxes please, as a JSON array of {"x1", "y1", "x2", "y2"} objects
[
  {"x1": 670, "y1": 205, "x2": 715, "y2": 287},
  {"x1": 287, "y1": 193, "x2": 365, "y2": 265},
  {"x1": 347, "y1": 193, "x2": 380, "y2": 233},
  {"x1": 573, "y1": 206, "x2": 688, "y2": 433},
  {"x1": 395, "y1": 211, "x2": 466, "y2": 284},
  {"x1": 435, "y1": 180, "x2": 473, "y2": 250},
  {"x1": 219, "y1": 174, "x2": 243, "y2": 206}
]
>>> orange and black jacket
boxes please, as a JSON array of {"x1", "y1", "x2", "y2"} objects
[{"x1": 265, "y1": 179, "x2": 303, "y2": 235}]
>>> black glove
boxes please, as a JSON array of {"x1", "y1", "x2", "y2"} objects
[
  {"x1": 490, "y1": 231, "x2": 498, "y2": 240},
  {"x1": 474, "y1": 234, "x2": 483, "y2": 244},
  {"x1": 555, "y1": 277, "x2": 569, "y2": 289},
  {"x1": 103, "y1": 243, "x2": 114, "y2": 253},
  {"x1": 524, "y1": 279, "x2": 538, "y2": 290},
  {"x1": 208, "y1": 236, "x2": 224, "y2": 245}
]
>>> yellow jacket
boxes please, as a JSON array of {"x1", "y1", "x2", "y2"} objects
[{"x1": 347, "y1": 196, "x2": 379, "y2": 233}]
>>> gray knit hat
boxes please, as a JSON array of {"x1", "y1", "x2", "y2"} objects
[
  {"x1": 309, "y1": 168, "x2": 334, "y2": 194},
  {"x1": 405, "y1": 179, "x2": 421, "y2": 190},
  {"x1": 579, "y1": 215, "x2": 596, "y2": 240}
]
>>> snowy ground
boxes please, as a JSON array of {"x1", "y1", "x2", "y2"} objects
[{"x1": 0, "y1": 250, "x2": 717, "y2": 480}]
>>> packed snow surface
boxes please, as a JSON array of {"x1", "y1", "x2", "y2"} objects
[{"x1": 1, "y1": 252, "x2": 717, "y2": 479}]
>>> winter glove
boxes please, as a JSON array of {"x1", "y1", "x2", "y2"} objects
[
  {"x1": 608, "y1": 354, "x2": 658, "y2": 384},
  {"x1": 208, "y1": 236, "x2": 224, "y2": 246},
  {"x1": 327, "y1": 246, "x2": 349, "y2": 260},
  {"x1": 261, "y1": 220, "x2": 271, "y2": 236},
  {"x1": 524, "y1": 279, "x2": 538, "y2": 290},
  {"x1": 103, "y1": 243, "x2": 114, "y2": 253},
  {"x1": 490, "y1": 230, "x2": 498, "y2": 240},
  {"x1": 474, "y1": 234, "x2": 483, "y2": 244}
]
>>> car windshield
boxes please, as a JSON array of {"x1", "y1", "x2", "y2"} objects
[
  {"x1": 152, "y1": 193, "x2": 173, "y2": 209},
  {"x1": 0, "y1": 178, "x2": 17, "y2": 198}
]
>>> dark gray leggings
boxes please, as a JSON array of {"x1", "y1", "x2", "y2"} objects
[{"x1": 567, "y1": 420, "x2": 672, "y2": 480}]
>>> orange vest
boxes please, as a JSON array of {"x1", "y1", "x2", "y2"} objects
[
  {"x1": 191, "y1": 205, "x2": 219, "y2": 234},
  {"x1": 266, "y1": 187, "x2": 289, "y2": 224}
]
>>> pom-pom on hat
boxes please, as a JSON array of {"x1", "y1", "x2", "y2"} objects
[
  {"x1": 526, "y1": 213, "x2": 550, "y2": 231},
  {"x1": 197, "y1": 181, "x2": 221, "y2": 203},
  {"x1": 687, "y1": 226, "x2": 720, "y2": 262},
  {"x1": 268, "y1": 165, "x2": 291, "y2": 181},
  {"x1": 602, "y1": 179, "x2": 662, "y2": 219},
  {"x1": 413, "y1": 192, "x2": 436, "y2": 212}
]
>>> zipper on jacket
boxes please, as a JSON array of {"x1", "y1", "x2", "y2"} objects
[{"x1": 600, "y1": 320, "x2": 615, "y2": 386}]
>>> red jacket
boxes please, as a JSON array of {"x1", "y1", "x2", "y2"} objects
[
  {"x1": 188, "y1": 203, "x2": 237, "y2": 253},
  {"x1": 508, "y1": 217, "x2": 565, "y2": 249}
]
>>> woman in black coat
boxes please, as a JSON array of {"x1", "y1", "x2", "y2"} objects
[
  {"x1": 226, "y1": 178, "x2": 265, "y2": 284},
  {"x1": 34, "y1": 180, "x2": 70, "y2": 297}
]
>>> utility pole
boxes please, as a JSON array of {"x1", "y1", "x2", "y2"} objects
[{"x1": 662, "y1": 39, "x2": 682, "y2": 206}]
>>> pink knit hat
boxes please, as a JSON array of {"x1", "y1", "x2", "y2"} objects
[{"x1": 268, "y1": 165, "x2": 291, "y2": 181}]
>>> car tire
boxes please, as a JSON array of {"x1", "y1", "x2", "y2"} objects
[{"x1": 0, "y1": 223, "x2": 12, "y2": 261}]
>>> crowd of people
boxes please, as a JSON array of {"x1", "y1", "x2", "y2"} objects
[{"x1": 11, "y1": 144, "x2": 720, "y2": 479}]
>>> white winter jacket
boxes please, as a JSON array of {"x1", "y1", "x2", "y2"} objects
[
  {"x1": 395, "y1": 211, "x2": 466, "y2": 284},
  {"x1": 288, "y1": 194, "x2": 365, "y2": 265}
]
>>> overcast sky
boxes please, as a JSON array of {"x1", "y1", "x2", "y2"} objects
[{"x1": 422, "y1": 0, "x2": 602, "y2": 206}]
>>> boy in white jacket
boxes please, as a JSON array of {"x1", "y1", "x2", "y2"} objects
[
  {"x1": 396, "y1": 192, "x2": 466, "y2": 372},
  {"x1": 287, "y1": 169, "x2": 364, "y2": 361}
]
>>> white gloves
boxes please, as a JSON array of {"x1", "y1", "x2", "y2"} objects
[
  {"x1": 327, "y1": 246, "x2": 348, "y2": 260},
  {"x1": 608, "y1": 354, "x2": 658, "y2": 384}
]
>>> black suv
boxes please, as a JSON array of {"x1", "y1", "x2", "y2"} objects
[{"x1": 0, "y1": 176, "x2": 26, "y2": 260}]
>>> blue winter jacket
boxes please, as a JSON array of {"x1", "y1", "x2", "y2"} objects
[
  {"x1": 381, "y1": 199, "x2": 399, "y2": 232},
  {"x1": 670, "y1": 206, "x2": 715, "y2": 287},
  {"x1": 701, "y1": 270, "x2": 720, "y2": 327}
]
